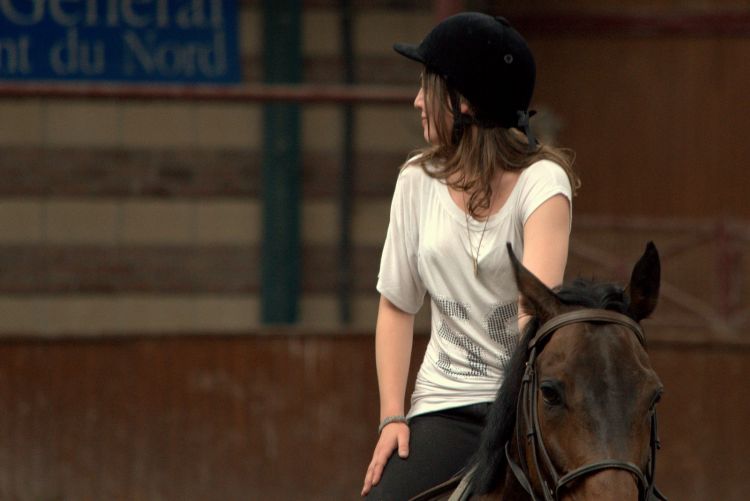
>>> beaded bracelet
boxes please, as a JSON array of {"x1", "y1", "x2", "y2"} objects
[{"x1": 378, "y1": 415, "x2": 408, "y2": 435}]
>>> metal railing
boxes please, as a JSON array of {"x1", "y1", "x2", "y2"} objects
[{"x1": 0, "y1": 82, "x2": 414, "y2": 104}]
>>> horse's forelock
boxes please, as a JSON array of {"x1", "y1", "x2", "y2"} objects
[{"x1": 557, "y1": 279, "x2": 631, "y2": 317}]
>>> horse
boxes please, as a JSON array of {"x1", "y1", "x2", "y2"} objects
[{"x1": 412, "y1": 242, "x2": 667, "y2": 501}]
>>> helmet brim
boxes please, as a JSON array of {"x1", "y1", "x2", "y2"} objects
[{"x1": 393, "y1": 43, "x2": 425, "y2": 64}]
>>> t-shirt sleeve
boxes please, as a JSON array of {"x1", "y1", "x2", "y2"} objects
[
  {"x1": 376, "y1": 168, "x2": 427, "y2": 315},
  {"x1": 517, "y1": 160, "x2": 573, "y2": 227}
]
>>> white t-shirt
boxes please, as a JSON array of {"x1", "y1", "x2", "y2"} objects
[{"x1": 376, "y1": 158, "x2": 572, "y2": 418}]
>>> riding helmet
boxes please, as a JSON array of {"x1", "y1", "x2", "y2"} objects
[{"x1": 393, "y1": 12, "x2": 536, "y2": 134}]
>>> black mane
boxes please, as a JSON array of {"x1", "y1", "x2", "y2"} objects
[{"x1": 469, "y1": 277, "x2": 634, "y2": 494}]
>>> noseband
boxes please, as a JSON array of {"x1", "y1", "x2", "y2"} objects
[{"x1": 505, "y1": 309, "x2": 667, "y2": 501}]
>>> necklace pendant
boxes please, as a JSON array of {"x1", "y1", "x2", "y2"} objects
[{"x1": 473, "y1": 259, "x2": 479, "y2": 276}]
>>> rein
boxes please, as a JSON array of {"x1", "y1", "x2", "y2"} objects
[{"x1": 506, "y1": 308, "x2": 667, "y2": 501}]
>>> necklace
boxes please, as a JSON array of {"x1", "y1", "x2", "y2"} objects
[{"x1": 463, "y1": 193, "x2": 490, "y2": 277}]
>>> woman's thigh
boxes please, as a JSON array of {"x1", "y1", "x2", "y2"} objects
[{"x1": 366, "y1": 403, "x2": 489, "y2": 501}]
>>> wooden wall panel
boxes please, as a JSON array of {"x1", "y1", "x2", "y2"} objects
[
  {"x1": 529, "y1": 35, "x2": 750, "y2": 219},
  {"x1": 0, "y1": 336, "x2": 378, "y2": 500},
  {"x1": 0, "y1": 334, "x2": 747, "y2": 500},
  {"x1": 649, "y1": 345, "x2": 750, "y2": 500},
  {"x1": 0, "y1": 147, "x2": 403, "y2": 199}
]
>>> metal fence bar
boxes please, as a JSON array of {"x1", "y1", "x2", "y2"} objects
[{"x1": 0, "y1": 82, "x2": 414, "y2": 104}]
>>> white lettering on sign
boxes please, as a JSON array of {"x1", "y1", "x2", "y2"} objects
[
  {"x1": 0, "y1": 0, "x2": 224, "y2": 28},
  {"x1": 49, "y1": 0, "x2": 82, "y2": 27},
  {"x1": 123, "y1": 30, "x2": 227, "y2": 78},
  {"x1": 49, "y1": 28, "x2": 105, "y2": 75},
  {"x1": 0, "y1": 0, "x2": 44, "y2": 25},
  {"x1": 0, "y1": 35, "x2": 32, "y2": 75},
  {"x1": 0, "y1": 0, "x2": 234, "y2": 81}
]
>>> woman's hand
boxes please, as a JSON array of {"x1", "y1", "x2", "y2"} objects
[{"x1": 361, "y1": 422, "x2": 410, "y2": 497}]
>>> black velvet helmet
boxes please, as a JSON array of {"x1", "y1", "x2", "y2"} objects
[{"x1": 394, "y1": 12, "x2": 537, "y2": 145}]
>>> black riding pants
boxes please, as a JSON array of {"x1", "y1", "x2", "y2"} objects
[{"x1": 366, "y1": 402, "x2": 490, "y2": 501}]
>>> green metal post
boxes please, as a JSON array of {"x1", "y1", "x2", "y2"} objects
[
  {"x1": 339, "y1": 0, "x2": 354, "y2": 323},
  {"x1": 261, "y1": 1, "x2": 302, "y2": 323}
]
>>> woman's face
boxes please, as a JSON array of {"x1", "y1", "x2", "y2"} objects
[
  {"x1": 414, "y1": 73, "x2": 470, "y2": 146},
  {"x1": 414, "y1": 77, "x2": 441, "y2": 145}
]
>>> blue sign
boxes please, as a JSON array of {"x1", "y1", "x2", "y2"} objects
[{"x1": 0, "y1": 0, "x2": 241, "y2": 83}]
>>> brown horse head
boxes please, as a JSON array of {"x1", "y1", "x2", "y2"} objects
[{"x1": 469, "y1": 243, "x2": 665, "y2": 501}]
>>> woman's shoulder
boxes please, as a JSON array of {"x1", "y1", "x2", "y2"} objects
[
  {"x1": 520, "y1": 159, "x2": 571, "y2": 189},
  {"x1": 398, "y1": 156, "x2": 438, "y2": 185},
  {"x1": 523, "y1": 158, "x2": 567, "y2": 177}
]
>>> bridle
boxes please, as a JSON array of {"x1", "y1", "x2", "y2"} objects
[{"x1": 504, "y1": 309, "x2": 668, "y2": 501}]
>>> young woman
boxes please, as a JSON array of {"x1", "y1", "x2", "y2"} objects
[{"x1": 361, "y1": 12, "x2": 579, "y2": 499}]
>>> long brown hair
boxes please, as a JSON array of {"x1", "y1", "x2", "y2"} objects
[{"x1": 411, "y1": 71, "x2": 580, "y2": 219}]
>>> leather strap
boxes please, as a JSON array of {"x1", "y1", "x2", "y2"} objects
[
  {"x1": 556, "y1": 460, "x2": 648, "y2": 498},
  {"x1": 447, "y1": 464, "x2": 477, "y2": 501},
  {"x1": 505, "y1": 442, "x2": 541, "y2": 501},
  {"x1": 529, "y1": 309, "x2": 645, "y2": 351}
]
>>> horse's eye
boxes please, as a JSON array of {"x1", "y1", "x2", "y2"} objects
[{"x1": 540, "y1": 381, "x2": 563, "y2": 406}]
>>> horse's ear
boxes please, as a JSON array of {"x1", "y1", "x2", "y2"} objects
[
  {"x1": 507, "y1": 243, "x2": 563, "y2": 323},
  {"x1": 626, "y1": 242, "x2": 661, "y2": 321}
]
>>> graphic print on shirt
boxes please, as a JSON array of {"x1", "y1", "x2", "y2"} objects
[
  {"x1": 485, "y1": 301, "x2": 519, "y2": 371},
  {"x1": 434, "y1": 296, "x2": 488, "y2": 377}
]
